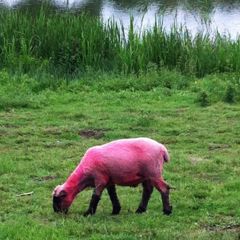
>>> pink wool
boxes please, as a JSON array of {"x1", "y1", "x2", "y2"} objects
[{"x1": 53, "y1": 137, "x2": 171, "y2": 215}]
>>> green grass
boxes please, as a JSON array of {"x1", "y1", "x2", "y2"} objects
[
  {"x1": 0, "y1": 4, "x2": 240, "y2": 239},
  {"x1": 2, "y1": 7, "x2": 240, "y2": 77},
  {"x1": 0, "y1": 71, "x2": 240, "y2": 239}
]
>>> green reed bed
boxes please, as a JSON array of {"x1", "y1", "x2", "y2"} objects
[{"x1": 1, "y1": 8, "x2": 240, "y2": 77}]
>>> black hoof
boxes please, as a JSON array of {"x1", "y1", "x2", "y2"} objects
[
  {"x1": 83, "y1": 210, "x2": 94, "y2": 217},
  {"x1": 135, "y1": 206, "x2": 146, "y2": 214},
  {"x1": 112, "y1": 206, "x2": 121, "y2": 215},
  {"x1": 163, "y1": 206, "x2": 172, "y2": 215}
]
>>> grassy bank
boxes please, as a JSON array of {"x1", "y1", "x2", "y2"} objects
[
  {"x1": 1, "y1": 7, "x2": 240, "y2": 77},
  {"x1": 0, "y1": 72, "x2": 240, "y2": 239},
  {"x1": 0, "y1": 70, "x2": 240, "y2": 111}
]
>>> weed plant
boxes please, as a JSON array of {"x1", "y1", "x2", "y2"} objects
[
  {"x1": 224, "y1": 85, "x2": 236, "y2": 103},
  {"x1": 196, "y1": 91, "x2": 210, "y2": 107}
]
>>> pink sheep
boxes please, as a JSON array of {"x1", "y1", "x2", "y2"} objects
[{"x1": 53, "y1": 137, "x2": 172, "y2": 216}]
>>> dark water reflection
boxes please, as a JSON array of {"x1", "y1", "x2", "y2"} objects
[{"x1": 1, "y1": 0, "x2": 240, "y2": 38}]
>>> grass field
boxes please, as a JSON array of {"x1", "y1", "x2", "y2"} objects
[
  {"x1": 1, "y1": 4, "x2": 240, "y2": 239},
  {"x1": 0, "y1": 71, "x2": 240, "y2": 239}
]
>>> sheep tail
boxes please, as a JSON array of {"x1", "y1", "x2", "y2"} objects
[{"x1": 163, "y1": 147, "x2": 170, "y2": 163}]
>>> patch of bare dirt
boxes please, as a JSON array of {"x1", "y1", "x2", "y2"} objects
[
  {"x1": 41, "y1": 175, "x2": 57, "y2": 181},
  {"x1": 43, "y1": 127, "x2": 63, "y2": 136},
  {"x1": 79, "y1": 129, "x2": 105, "y2": 139},
  {"x1": 32, "y1": 175, "x2": 57, "y2": 182},
  {"x1": 207, "y1": 224, "x2": 240, "y2": 233},
  {"x1": 1, "y1": 123, "x2": 19, "y2": 128},
  {"x1": 208, "y1": 143, "x2": 230, "y2": 151},
  {"x1": 189, "y1": 155, "x2": 205, "y2": 165},
  {"x1": 0, "y1": 129, "x2": 8, "y2": 136}
]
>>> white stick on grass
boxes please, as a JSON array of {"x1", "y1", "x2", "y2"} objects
[{"x1": 16, "y1": 191, "x2": 34, "y2": 197}]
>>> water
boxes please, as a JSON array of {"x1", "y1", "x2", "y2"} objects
[{"x1": 1, "y1": 0, "x2": 240, "y2": 38}]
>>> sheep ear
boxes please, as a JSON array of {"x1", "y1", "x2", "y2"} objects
[
  {"x1": 52, "y1": 185, "x2": 61, "y2": 196},
  {"x1": 52, "y1": 185, "x2": 67, "y2": 197}
]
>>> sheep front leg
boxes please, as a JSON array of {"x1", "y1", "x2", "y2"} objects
[
  {"x1": 84, "y1": 179, "x2": 107, "y2": 216},
  {"x1": 136, "y1": 181, "x2": 153, "y2": 213},
  {"x1": 83, "y1": 191, "x2": 101, "y2": 216},
  {"x1": 107, "y1": 185, "x2": 121, "y2": 215}
]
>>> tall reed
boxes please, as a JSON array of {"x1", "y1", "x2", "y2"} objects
[{"x1": 1, "y1": 7, "x2": 240, "y2": 77}]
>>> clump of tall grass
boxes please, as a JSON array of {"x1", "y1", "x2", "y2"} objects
[
  {"x1": 224, "y1": 84, "x2": 236, "y2": 103},
  {"x1": 1, "y1": 7, "x2": 240, "y2": 77},
  {"x1": 191, "y1": 72, "x2": 240, "y2": 104},
  {"x1": 196, "y1": 91, "x2": 210, "y2": 107}
]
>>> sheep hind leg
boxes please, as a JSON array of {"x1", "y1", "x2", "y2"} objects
[
  {"x1": 107, "y1": 185, "x2": 121, "y2": 215},
  {"x1": 152, "y1": 178, "x2": 172, "y2": 215},
  {"x1": 136, "y1": 180, "x2": 153, "y2": 214}
]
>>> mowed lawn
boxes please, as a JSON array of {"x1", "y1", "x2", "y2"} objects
[{"x1": 0, "y1": 86, "x2": 240, "y2": 239}]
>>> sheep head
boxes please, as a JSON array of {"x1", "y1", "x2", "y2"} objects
[{"x1": 52, "y1": 185, "x2": 73, "y2": 213}]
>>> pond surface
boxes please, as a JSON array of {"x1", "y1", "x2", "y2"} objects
[{"x1": 1, "y1": 0, "x2": 240, "y2": 38}]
